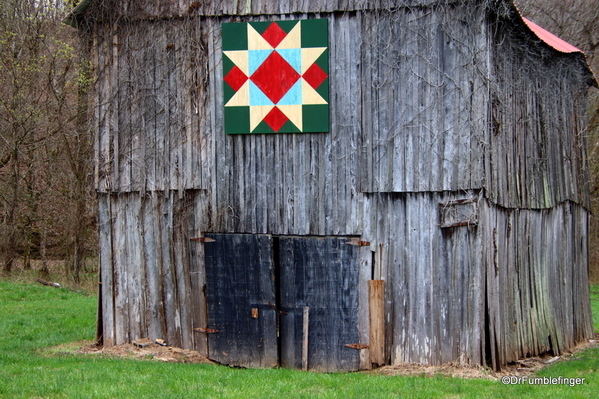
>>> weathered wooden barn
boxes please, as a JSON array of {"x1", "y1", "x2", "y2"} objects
[{"x1": 67, "y1": 0, "x2": 596, "y2": 371}]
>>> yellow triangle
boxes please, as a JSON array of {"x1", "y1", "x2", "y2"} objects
[
  {"x1": 301, "y1": 80, "x2": 327, "y2": 105},
  {"x1": 278, "y1": 104, "x2": 303, "y2": 131},
  {"x1": 223, "y1": 51, "x2": 249, "y2": 76},
  {"x1": 248, "y1": 25, "x2": 274, "y2": 50},
  {"x1": 301, "y1": 47, "x2": 326, "y2": 74},
  {"x1": 276, "y1": 23, "x2": 301, "y2": 49},
  {"x1": 225, "y1": 81, "x2": 250, "y2": 107},
  {"x1": 250, "y1": 105, "x2": 274, "y2": 131}
]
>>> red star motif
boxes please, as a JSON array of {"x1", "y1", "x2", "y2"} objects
[
  {"x1": 224, "y1": 65, "x2": 248, "y2": 91},
  {"x1": 302, "y1": 63, "x2": 328, "y2": 90},
  {"x1": 250, "y1": 52, "x2": 300, "y2": 104},
  {"x1": 261, "y1": 22, "x2": 288, "y2": 48},
  {"x1": 262, "y1": 106, "x2": 289, "y2": 132}
]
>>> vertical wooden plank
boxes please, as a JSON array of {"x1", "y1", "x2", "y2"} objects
[
  {"x1": 142, "y1": 192, "x2": 165, "y2": 341},
  {"x1": 126, "y1": 27, "x2": 143, "y2": 193},
  {"x1": 302, "y1": 306, "x2": 309, "y2": 371},
  {"x1": 159, "y1": 192, "x2": 179, "y2": 347},
  {"x1": 181, "y1": 22, "x2": 195, "y2": 191},
  {"x1": 152, "y1": 192, "x2": 168, "y2": 341},
  {"x1": 357, "y1": 243, "x2": 372, "y2": 370},
  {"x1": 173, "y1": 193, "x2": 194, "y2": 349},
  {"x1": 368, "y1": 280, "x2": 385, "y2": 366},
  {"x1": 190, "y1": 191, "x2": 209, "y2": 355},
  {"x1": 358, "y1": 13, "x2": 373, "y2": 194},
  {"x1": 382, "y1": 196, "x2": 397, "y2": 363},
  {"x1": 125, "y1": 194, "x2": 143, "y2": 341},
  {"x1": 257, "y1": 134, "x2": 268, "y2": 233},
  {"x1": 113, "y1": 194, "x2": 130, "y2": 345},
  {"x1": 93, "y1": 30, "x2": 103, "y2": 192},
  {"x1": 97, "y1": 27, "x2": 112, "y2": 192},
  {"x1": 98, "y1": 194, "x2": 115, "y2": 346},
  {"x1": 272, "y1": 134, "x2": 282, "y2": 234},
  {"x1": 317, "y1": 133, "x2": 328, "y2": 235},
  {"x1": 247, "y1": 135, "x2": 257, "y2": 232}
]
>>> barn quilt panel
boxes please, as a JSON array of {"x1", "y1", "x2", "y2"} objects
[{"x1": 222, "y1": 19, "x2": 329, "y2": 134}]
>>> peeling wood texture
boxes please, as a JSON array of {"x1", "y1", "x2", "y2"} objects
[
  {"x1": 480, "y1": 200, "x2": 593, "y2": 369},
  {"x1": 362, "y1": 192, "x2": 592, "y2": 368},
  {"x1": 486, "y1": 19, "x2": 591, "y2": 209},
  {"x1": 363, "y1": 191, "x2": 485, "y2": 366},
  {"x1": 89, "y1": 0, "x2": 594, "y2": 371},
  {"x1": 98, "y1": 191, "x2": 209, "y2": 353},
  {"x1": 82, "y1": 0, "x2": 476, "y2": 22}
]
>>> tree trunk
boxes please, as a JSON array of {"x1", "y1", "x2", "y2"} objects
[{"x1": 3, "y1": 147, "x2": 19, "y2": 274}]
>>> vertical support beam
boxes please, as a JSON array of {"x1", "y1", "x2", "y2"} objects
[
  {"x1": 302, "y1": 306, "x2": 310, "y2": 371},
  {"x1": 358, "y1": 246, "x2": 373, "y2": 370},
  {"x1": 369, "y1": 280, "x2": 385, "y2": 366},
  {"x1": 98, "y1": 194, "x2": 115, "y2": 347}
]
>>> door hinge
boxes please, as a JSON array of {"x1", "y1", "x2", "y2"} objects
[
  {"x1": 194, "y1": 327, "x2": 220, "y2": 333},
  {"x1": 346, "y1": 238, "x2": 370, "y2": 247},
  {"x1": 345, "y1": 343, "x2": 369, "y2": 350},
  {"x1": 191, "y1": 237, "x2": 215, "y2": 243}
]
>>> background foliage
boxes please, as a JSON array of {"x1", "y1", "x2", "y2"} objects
[{"x1": 0, "y1": 0, "x2": 95, "y2": 282}]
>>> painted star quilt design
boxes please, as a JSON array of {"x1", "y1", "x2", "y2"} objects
[{"x1": 222, "y1": 19, "x2": 329, "y2": 134}]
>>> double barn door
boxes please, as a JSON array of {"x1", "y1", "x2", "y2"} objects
[{"x1": 204, "y1": 234, "x2": 360, "y2": 371}]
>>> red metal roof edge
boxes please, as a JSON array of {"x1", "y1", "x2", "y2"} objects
[
  {"x1": 515, "y1": 6, "x2": 597, "y2": 87},
  {"x1": 521, "y1": 16, "x2": 581, "y2": 54}
]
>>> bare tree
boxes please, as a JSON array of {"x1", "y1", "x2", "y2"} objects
[{"x1": 0, "y1": 0, "x2": 96, "y2": 281}]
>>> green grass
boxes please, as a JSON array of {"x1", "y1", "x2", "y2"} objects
[{"x1": 0, "y1": 280, "x2": 598, "y2": 399}]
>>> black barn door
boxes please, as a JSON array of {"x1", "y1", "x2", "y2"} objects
[
  {"x1": 204, "y1": 233, "x2": 278, "y2": 368},
  {"x1": 204, "y1": 234, "x2": 360, "y2": 371},
  {"x1": 279, "y1": 236, "x2": 360, "y2": 372}
]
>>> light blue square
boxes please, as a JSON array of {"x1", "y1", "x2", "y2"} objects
[
  {"x1": 277, "y1": 80, "x2": 302, "y2": 105},
  {"x1": 276, "y1": 49, "x2": 301, "y2": 73},
  {"x1": 248, "y1": 50, "x2": 273, "y2": 75},
  {"x1": 249, "y1": 81, "x2": 274, "y2": 106}
]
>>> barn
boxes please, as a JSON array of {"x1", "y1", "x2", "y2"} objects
[{"x1": 66, "y1": 0, "x2": 596, "y2": 371}]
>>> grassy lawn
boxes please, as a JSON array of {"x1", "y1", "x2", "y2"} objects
[{"x1": 0, "y1": 280, "x2": 597, "y2": 399}]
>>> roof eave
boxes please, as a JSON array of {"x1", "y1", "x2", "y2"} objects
[{"x1": 63, "y1": 0, "x2": 94, "y2": 28}]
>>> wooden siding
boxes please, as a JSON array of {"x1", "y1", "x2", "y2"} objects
[
  {"x1": 93, "y1": 13, "x2": 365, "y2": 235},
  {"x1": 362, "y1": 191, "x2": 485, "y2": 366},
  {"x1": 91, "y1": 4, "x2": 591, "y2": 207},
  {"x1": 481, "y1": 200, "x2": 593, "y2": 369},
  {"x1": 98, "y1": 190, "x2": 210, "y2": 352},
  {"x1": 487, "y1": 22, "x2": 591, "y2": 209},
  {"x1": 98, "y1": 188, "x2": 593, "y2": 368},
  {"x1": 358, "y1": 7, "x2": 488, "y2": 193},
  {"x1": 93, "y1": 20, "x2": 210, "y2": 193},
  {"x1": 83, "y1": 0, "x2": 465, "y2": 22},
  {"x1": 92, "y1": 7, "x2": 495, "y2": 233},
  {"x1": 362, "y1": 192, "x2": 592, "y2": 367}
]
